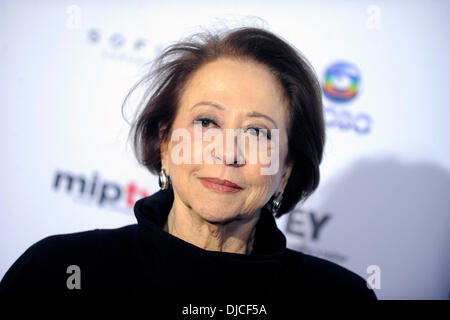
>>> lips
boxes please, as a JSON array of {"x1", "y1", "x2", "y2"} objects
[{"x1": 198, "y1": 177, "x2": 243, "y2": 194}]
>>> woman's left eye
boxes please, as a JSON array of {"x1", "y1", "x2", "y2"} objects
[{"x1": 247, "y1": 127, "x2": 271, "y2": 140}]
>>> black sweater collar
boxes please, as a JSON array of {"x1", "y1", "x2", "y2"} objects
[{"x1": 133, "y1": 189, "x2": 287, "y2": 260}]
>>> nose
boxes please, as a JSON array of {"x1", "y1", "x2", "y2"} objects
[{"x1": 214, "y1": 130, "x2": 246, "y2": 167}]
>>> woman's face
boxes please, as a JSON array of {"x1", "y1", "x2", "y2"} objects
[{"x1": 161, "y1": 57, "x2": 292, "y2": 223}]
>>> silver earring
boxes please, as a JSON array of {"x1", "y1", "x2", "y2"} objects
[
  {"x1": 268, "y1": 192, "x2": 283, "y2": 216},
  {"x1": 159, "y1": 169, "x2": 170, "y2": 190}
]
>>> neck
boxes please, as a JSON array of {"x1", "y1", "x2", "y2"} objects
[{"x1": 164, "y1": 198, "x2": 260, "y2": 255}]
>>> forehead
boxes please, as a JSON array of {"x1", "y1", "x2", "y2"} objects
[{"x1": 178, "y1": 57, "x2": 288, "y2": 125}]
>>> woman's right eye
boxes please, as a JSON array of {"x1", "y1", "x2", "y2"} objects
[{"x1": 194, "y1": 117, "x2": 217, "y2": 128}]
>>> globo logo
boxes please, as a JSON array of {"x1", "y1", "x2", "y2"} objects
[
  {"x1": 322, "y1": 61, "x2": 372, "y2": 135},
  {"x1": 323, "y1": 61, "x2": 361, "y2": 103}
]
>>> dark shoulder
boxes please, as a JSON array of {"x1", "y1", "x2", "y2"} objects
[
  {"x1": 0, "y1": 224, "x2": 137, "y2": 295},
  {"x1": 48, "y1": 224, "x2": 137, "y2": 248},
  {"x1": 19, "y1": 224, "x2": 137, "y2": 259},
  {"x1": 281, "y1": 248, "x2": 377, "y2": 299}
]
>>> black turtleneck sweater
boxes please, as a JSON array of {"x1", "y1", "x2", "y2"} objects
[{"x1": 0, "y1": 189, "x2": 376, "y2": 299}]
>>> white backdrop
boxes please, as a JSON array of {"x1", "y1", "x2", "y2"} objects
[{"x1": 1, "y1": 0, "x2": 449, "y2": 299}]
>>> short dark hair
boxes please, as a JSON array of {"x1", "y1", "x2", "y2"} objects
[{"x1": 123, "y1": 27, "x2": 325, "y2": 217}]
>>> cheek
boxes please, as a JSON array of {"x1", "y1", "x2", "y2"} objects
[
  {"x1": 245, "y1": 164, "x2": 280, "y2": 195},
  {"x1": 167, "y1": 127, "x2": 217, "y2": 165},
  {"x1": 166, "y1": 138, "x2": 199, "y2": 180},
  {"x1": 242, "y1": 173, "x2": 279, "y2": 212}
]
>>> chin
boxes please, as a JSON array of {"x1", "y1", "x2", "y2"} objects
[{"x1": 196, "y1": 205, "x2": 240, "y2": 225}]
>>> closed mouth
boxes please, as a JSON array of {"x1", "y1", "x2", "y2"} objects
[{"x1": 198, "y1": 177, "x2": 243, "y2": 189}]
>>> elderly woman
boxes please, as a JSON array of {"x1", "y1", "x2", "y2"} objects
[{"x1": 0, "y1": 27, "x2": 376, "y2": 299}]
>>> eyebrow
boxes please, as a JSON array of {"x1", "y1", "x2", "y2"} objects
[{"x1": 190, "y1": 101, "x2": 278, "y2": 128}]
